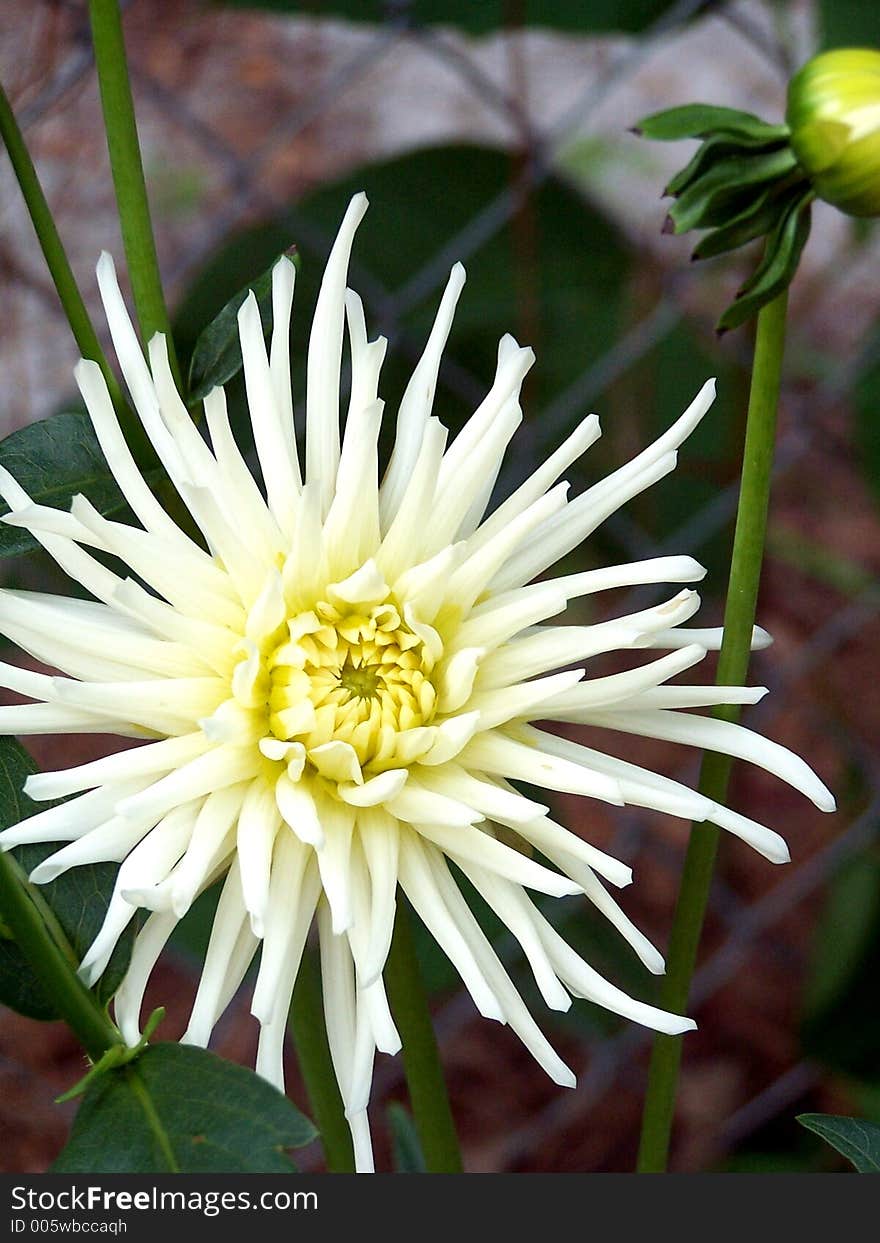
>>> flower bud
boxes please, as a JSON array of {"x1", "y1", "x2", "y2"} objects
[{"x1": 787, "y1": 48, "x2": 880, "y2": 217}]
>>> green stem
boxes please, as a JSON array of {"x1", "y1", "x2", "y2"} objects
[
  {"x1": 88, "y1": 0, "x2": 179, "y2": 383},
  {"x1": 290, "y1": 949, "x2": 355, "y2": 1173},
  {"x1": 636, "y1": 291, "x2": 789, "y2": 1173},
  {"x1": 385, "y1": 902, "x2": 463, "y2": 1173},
  {"x1": 0, "y1": 80, "x2": 125, "y2": 411},
  {"x1": 0, "y1": 850, "x2": 122, "y2": 1062}
]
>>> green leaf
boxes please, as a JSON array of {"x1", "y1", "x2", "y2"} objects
[
  {"x1": 387, "y1": 1102, "x2": 426, "y2": 1173},
  {"x1": 856, "y1": 334, "x2": 880, "y2": 515},
  {"x1": 666, "y1": 132, "x2": 790, "y2": 198},
  {"x1": 52, "y1": 1043, "x2": 316, "y2": 1173},
  {"x1": 0, "y1": 737, "x2": 136, "y2": 1019},
  {"x1": 668, "y1": 146, "x2": 799, "y2": 234},
  {"x1": 691, "y1": 185, "x2": 790, "y2": 260},
  {"x1": 218, "y1": 1, "x2": 685, "y2": 36},
  {"x1": 804, "y1": 854, "x2": 880, "y2": 1022},
  {"x1": 636, "y1": 103, "x2": 789, "y2": 143},
  {"x1": 187, "y1": 250, "x2": 298, "y2": 403},
  {"x1": 0, "y1": 411, "x2": 140, "y2": 560},
  {"x1": 820, "y1": 0, "x2": 880, "y2": 48},
  {"x1": 797, "y1": 1114, "x2": 880, "y2": 1172},
  {"x1": 717, "y1": 192, "x2": 813, "y2": 332},
  {"x1": 801, "y1": 848, "x2": 880, "y2": 1079}
]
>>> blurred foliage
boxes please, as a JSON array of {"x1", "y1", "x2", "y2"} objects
[
  {"x1": 0, "y1": 737, "x2": 137, "y2": 1022},
  {"x1": 855, "y1": 342, "x2": 880, "y2": 516},
  {"x1": 218, "y1": 0, "x2": 689, "y2": 35},
  {"x1": 802, "y1": 851, "x2": 880, "y2": 1081},
  {"x1": 819, "y1": 0, "x2": 880, "y2": 49},
  {"x1": 387, "y1": 1101, "x2": 427, "y2": 1172}
]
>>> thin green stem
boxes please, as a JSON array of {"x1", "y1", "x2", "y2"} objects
[
  {"x1": 385, "y1": 902, "x2": 463, "y2": 1173},
  {"x1": 0, "y1": 850, "x2": 122, "y2": 1062},
  {"x1": 636, "y1": 291, "x2": 789, "y2": 1173},
  {"x1": 88, "y1": 0, "x2": 179, "y2": 384},
  {"x1": 289, "y1": 949, "x2": 355, "y2": 1173},
  {"x1": 0, "y1": 80, "x2": 125, "y2": 411}
]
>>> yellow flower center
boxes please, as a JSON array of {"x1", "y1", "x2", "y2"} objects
[{"x1": 267, "y1": 595, "x2": 438, "y2": 769}]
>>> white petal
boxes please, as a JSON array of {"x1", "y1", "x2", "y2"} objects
[
  {"x1": 275, "y1": 774, "x2": 325, "y2": 848},
  {"x1": 413, "y1": 818, "x2": 580, "y2": 899},
  {"x1": 586, "y1": 707, "x2": 836, "y2": 811},
  {"x1": 380, "y1": 262, "x2": 465, "y2": 525},
  {"x1": 307, "y1": 193, "x2": 368, "y2": 515},
  {"x1": 397, "y1": 829, "x2": 504, "y2": 1022},
  {"x1": 113, "y1": 910, "x2": 178, "y2": 1046}
]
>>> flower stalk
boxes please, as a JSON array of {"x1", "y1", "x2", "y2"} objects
[
  {"x1": 88, "y1": 0, "x2": 180, "y2": 385},
  {"x1": 289, "y1": 950, "x2": 356, "y2": 1173},
  {"x1": 0, "y1": 848, "x2": 122, "y2": 1063},
  {"x1": 385, "y1": 904, "x2": 463, "y2": 1173},
  {"x1": 0, "y1": 80, "x2": 126, "y2": 412},
  {"x1": 637, "y1": 290, "x2": 789, "y2": 1172}
]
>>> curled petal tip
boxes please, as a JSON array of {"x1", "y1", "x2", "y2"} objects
[{"x1": 817, "y1": 788, "x2": 837, "y2": 814}]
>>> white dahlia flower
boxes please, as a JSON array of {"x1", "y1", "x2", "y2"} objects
[{"x1": 0, "y1": 194, "x2": 833, "y2": 1171}]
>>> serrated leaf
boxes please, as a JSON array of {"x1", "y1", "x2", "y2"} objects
[
  {"x1": 797, "y1": 1114, "x2": 880, "y2": 1172},
  {"x1": 717, "y1": 193, "x2": 813, "y2": 332},
  {"x1": 636, "y1": 103, "x2": 789, "y2": 143},
  {"x1": 669, "y1": 147, "x2": 799, "y2": 234},
  {"x1": 387, "y1": 1102, "x2": 426, "y2": 1173},
  {"x1": 187, "y1": 250, "x2": 297, "y2": 403},
  {"x1": 0, "y1": 411, "x2": 141, "y2": 560},
  {"x1": 0, "y1": 738, "x2": 136, "y2": 1019},
  {"x1": 52, "y1": 1043, "x2": 316, "y2": 1173}
]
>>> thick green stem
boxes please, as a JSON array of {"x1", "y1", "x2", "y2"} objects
[
  {"x1": 88, "y1": 0, "x2": 179, "y2": 383},
  {"x1": 636, "y1": 291, "x2": 789, "y2": 1173},
  {"x1": 290, "y1": 949, "x2": 355, "y2": 1173},
  {"x1": 0, "y1": 80, "x2": 125, "y2": 411},
  {"x1": 0, "y1": 851, "x2": 122, "y2": 1062},
  {"x1": 385, "y1": 902, "x2": 463, "y2": 1173}
]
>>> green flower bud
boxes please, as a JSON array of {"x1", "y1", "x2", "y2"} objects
[{"x1": 787, "y1": 48, "x2": 880, "y2": 218}]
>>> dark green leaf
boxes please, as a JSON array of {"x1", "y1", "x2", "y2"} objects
[
  {"x1": 801, "y1": 849, "x2": 880, "y2": 1079},
  {"x1": 0, "y1": 411, "x2": 140, "y2": 560},
  {"x1": 218, "y1": 1, "x2": 685, "y2": 36},
  {"x1": 52, "y1": 1043, "x2": 316, "y2": 1173},
  {"x1": 668, "y1": 147, "x2": 799, "y2": 234},
  {"x1": 820, "y1": 0, "x2": 880, "y2": 48},
  {"x1": 0, "y1": 737, "x2": 136, "y2": 1019},
  {"x1": 717, "y1": 193, "x2": 813, "y2": 332},
  {"x1": 666, "y1": 132, "x2": 789, "y2": 198},
  {"x1": 804, "y1": 854, "x2": 880, "y2": 1022},
  {"x1": 855, "y1": 326, "x2": 880, "y2": 518},
  {"x1": 636, "y1": 103, "x2": 789, "y2": 143},
  {"x1": 187, "y1": 250, "x2": 298, "y2": 403},
  {"x1": 387, "y1": 1102, "x2": 426, "y2": 1172},
  {"x1": 797, "y1": 1114, "x2": 880, "y2": 1172},
  {"x1": 691, "y1": 185, "x2": 789, "y2": 259}
]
